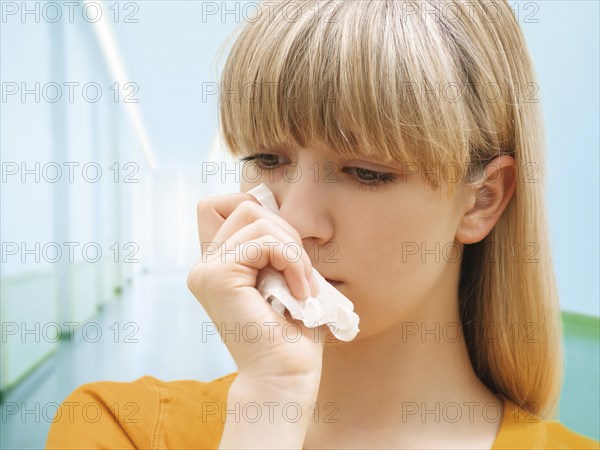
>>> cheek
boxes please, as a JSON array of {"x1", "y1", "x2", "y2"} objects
[
  {"x1": 353, "y1": 206, "x2": 447, "y2": 272},
  {"x1": 344, "y1": 205, "x2": 458, "y2": 332},
  {"x1": 388, "y1": 211, "x2": 456, "y2": 289}
]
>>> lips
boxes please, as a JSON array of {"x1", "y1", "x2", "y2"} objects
[{"x1": 325, "y1": 279, "x2": 342, "y2": 286}]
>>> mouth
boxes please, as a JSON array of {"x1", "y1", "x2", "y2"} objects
[{"x1": 325, "y1": 279, "x2": 342, "y2": 287}]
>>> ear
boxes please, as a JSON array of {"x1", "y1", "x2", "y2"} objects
[{"x1": 455, "y1": 155, "x2": 516, "y2": 245}]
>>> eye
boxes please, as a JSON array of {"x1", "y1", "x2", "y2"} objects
[
  {"x1": 238, "y1": 153, "x2": 398, "y2": 191},
  {"x1": 343, "y1": 167, "x2": 398, "y2": 191},
  {"x1": 239, "y1": 153, "x2": 287, "y2": 170}
]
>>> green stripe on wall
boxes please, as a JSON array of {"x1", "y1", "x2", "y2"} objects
[{"x1": 559, "y1": 310, "x2": 600, "y2": 440}]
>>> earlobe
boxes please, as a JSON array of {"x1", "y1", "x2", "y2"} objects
[{"x1": 455, "y1": 156, "x2": 516, "y2": 245}]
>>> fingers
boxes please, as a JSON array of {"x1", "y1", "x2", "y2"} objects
[
  {"x1": 197, "y1": 196, "x2": 305, "y2": 250},
  {"x1": 214, "y1": 200, "x2": 303, "y2": 246},
  {"x1": 195, "y1": 193, "x2": 259, "y2": 247},
  {"x1": 196, "y1": 192, "x2": 312, "y2": 269},
  {"x1": 219, "y1": 223, "x2": 314, "y2": 300}
]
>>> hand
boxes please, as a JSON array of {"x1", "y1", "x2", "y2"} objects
[{"x1": 187, "y1": 192, "x2": 327, "y2": 393}]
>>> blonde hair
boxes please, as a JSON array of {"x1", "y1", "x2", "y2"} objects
[{"x1": 216, "y1": 0, "x2": 563, "y2": 419}]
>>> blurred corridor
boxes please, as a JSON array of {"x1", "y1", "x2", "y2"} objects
[{"x1": 1, "y1": 273, "x2": 237, "y2": 449}]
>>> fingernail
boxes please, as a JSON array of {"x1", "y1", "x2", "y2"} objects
[{"x1": 308, "y1": 271, "x2": 320, "y2": 297}]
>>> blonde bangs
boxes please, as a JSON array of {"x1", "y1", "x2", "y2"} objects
[{"x1": 217, "y1": 1, "x2": 516, "y2": 194}]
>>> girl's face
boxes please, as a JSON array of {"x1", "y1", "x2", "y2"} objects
[{"x1": 240, "y1": 142, "x2": 471, "y2": 341}]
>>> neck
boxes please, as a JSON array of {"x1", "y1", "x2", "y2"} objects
[{"x1": 307, "y1": 306, "x2": 504, "y2": 448}]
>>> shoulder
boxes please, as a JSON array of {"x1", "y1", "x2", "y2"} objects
[
  {"x1": 492, "y1": 396, "x2": 599, "y2": 450},
  {"x1": 45, "y1": 372, "x2": 238, "y2": 449},
  {"x1": 543, "y1": 421, "x2": 600, "y2": 450}
]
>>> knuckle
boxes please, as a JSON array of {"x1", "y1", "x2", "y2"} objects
[
  {"x1": 187, "y1": 264, "x2": 200, "y2": 293},
  {"x1": 254, "y1": 217, "x2": 270, "y2": 229},
  {"x1": 293, "y1": 232, "x2": 302, "y2": 247},
  {"x1": 255, "y1": 218, "x2": 281, "y2": 238},
  {"x1": 239, "y1": 199, "x2": 259, "y2": 212},
  {"x1": 196, "y1": 198, "x2": 210, "y2": 214},
  {"x1": 274, "y1": 217, "x2": 301, "y2": 244},
  {"x1": 262, "y1": 234, "x2": 278, "y2": 245},
  {"x1": 187, "y1": 262, "x2": 218, "y2": 304},
  {"x1": 290, "y1": 228, "x2": 303, "y2": 245},
  {"x1": 241, "y1": 192, "x2": 260, "y2": 203},
  {"x1": 237, "y1": 198, "x2": 302, "y2": 244}
]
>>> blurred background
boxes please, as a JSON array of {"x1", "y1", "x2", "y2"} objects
[{"x1": 0, "y1": 1, "x2": 598, "y2": 448}]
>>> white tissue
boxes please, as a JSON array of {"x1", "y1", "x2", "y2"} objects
[{"x1": 247, "y1": 183, "x2": 360, "y2": 342}]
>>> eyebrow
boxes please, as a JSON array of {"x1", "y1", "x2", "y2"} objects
[{"x1": 259, "y1": 144, "x2": 405, "y2": 169}]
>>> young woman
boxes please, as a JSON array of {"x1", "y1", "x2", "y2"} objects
[{"x1": 47, "y1": 1, "x2": 598, "y2": 448}]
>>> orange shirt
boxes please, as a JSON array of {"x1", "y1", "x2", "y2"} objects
[{"x1": 46, "y1": 372, "x2": 599, "y2": 449}]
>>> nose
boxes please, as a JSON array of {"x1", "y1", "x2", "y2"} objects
[{"x1": 275, "y1": 170, "x2": 334, "y2": 245}]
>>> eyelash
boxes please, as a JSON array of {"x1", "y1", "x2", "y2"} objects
[{"x1": 239, "y1": 154, "x2": 398, "y2": 191}]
